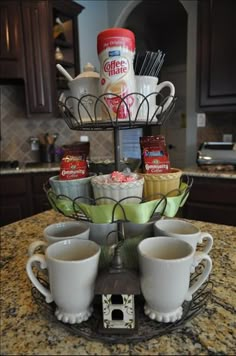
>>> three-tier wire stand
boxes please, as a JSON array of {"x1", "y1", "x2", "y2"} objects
[{"x1": 40, "y1": 91, "x2": 212, "y2": 343}]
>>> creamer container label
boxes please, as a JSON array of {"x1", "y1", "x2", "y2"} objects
[{"x1": 98, "y1": 29, "x2": 136, "y2": 121}]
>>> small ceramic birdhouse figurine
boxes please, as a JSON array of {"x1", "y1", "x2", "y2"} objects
[
  {"x1": 104, "y1": 293, "x2": 136, "y2": 329},
  {"x1": 95, "y1": 243, "x2": 140, "y2": 334}
]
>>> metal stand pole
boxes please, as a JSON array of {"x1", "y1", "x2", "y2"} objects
[
  {"x1": 113, "y1": 128, "x2": 121, "y2": 171},
  {"x1": 113, "y1": 128, "x2": 125, "y2": 241}
]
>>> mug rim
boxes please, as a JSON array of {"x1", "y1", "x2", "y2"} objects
[
  {"x1": 135, "y1": 75, "x2": 158, "y2": 82},
  {"x1": 154, "y1": 219, "x2": 199, "y2": 235},
  {"x1": 49, "y1": 175, "x2": 92, "y2": 183},
  {"x1": 46, "y1": 238, "x2": 101, "y2": 263},
  {"x1": 44, "y1": 221, "x2": 90, "y2": 238},
  {"x1": 138, "y1": 236, "x2": 194, "y2": 262}
]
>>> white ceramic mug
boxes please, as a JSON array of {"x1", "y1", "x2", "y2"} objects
[
  {"x1": 88, "y1": 222, "x2": 118, "y2": 245},
  {"x1": 28, "y1": 221, "x2": 90, "y2": 256},
  {"x1": 89, "y1": 221, "x2": 154, "y2": 244},
  {"x1": 26, "y1": 239, "x2": 101, "y2": 324},
  {"x1": 138, "y1": 236, "x2": 212, "y2": 323},
  {"x1": 135, "y1": 75, "x2": 175, "y2": 121},
  {"x1": 123, "y1": 220, "x2": 154, "y2": 239},
  {"x1": 153, "y1": 219, "x2": 213, "y2": 255}
]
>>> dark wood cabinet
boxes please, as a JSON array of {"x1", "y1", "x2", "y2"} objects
[
  {"x1": 0, "y1": 1, "x2": 25, "y2": 79},
  {"x1": 0, "y1": 0, "x2": 84, "y2": 117},
  {"x1": 197, "y1": 0, "x2": 236, "y2": 111},
  {"x1": 0, "y1": 171, "x2": 59, "y2": 227},
  {"x1": 0, "y1": 174, "x2": 32, "y2": 226},
  {"x1": 181, "y1": 176, "x2": 236, "y2": 226},
  {"x1": 31, "y1": 172, "x2": 54, "y2": 214},
  {"x1": 53, "y1": 0, "x2": 83, "y2": 90},
  {"x1": 22, "y1": 1, "x2": 56, "y2": 115}
]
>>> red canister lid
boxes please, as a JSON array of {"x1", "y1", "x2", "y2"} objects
[{"x1": 97, "y1": 27, "x2": 135, "y2": 54}]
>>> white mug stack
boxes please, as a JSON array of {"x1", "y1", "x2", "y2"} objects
[{"x1": 137, "y1": 218, "x2": 213, "y2": 323}]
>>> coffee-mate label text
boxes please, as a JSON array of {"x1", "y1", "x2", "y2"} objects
[{"x1": 103, "y1": 57, "x2": 129, "y2": 78}]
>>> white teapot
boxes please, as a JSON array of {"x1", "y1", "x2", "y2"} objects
[{"x1": 57, "y1": 62, "x2": 100, "y2": 122}]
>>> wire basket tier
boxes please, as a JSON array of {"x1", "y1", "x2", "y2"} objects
[
  {"x1": 44, "y1": 176, "x2": 192, "y2": 224},
  {"x1": 59, "y1": 92, "x2": 177, "y2": 131},
  {"x1": 32, "y1": 264, "x2": 213, "y2": 344}
]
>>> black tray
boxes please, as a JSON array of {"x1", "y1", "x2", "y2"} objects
[{"x1": 32, "y1": 267, "x2": 212, "y2": 344}]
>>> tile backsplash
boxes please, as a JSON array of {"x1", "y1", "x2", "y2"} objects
[
  {"x1": 0, "y1": 85, "x2": 114, "y2": 162},
  {"x1": 197, "y1": 112, "x2": 236, "y2": 148}
]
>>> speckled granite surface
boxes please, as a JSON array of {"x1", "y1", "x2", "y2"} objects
[
  {"x1": 0, "y1": 163, "x2": 60, "y2": 175},
  {"x1": 183, "y1": 167, "x2": 236, "y2": 179},
  {"x1": 1, "y1": 210, "x2": 236, "y2": 355},
  {"x1": 1, "y1": 164, "x2": 236, "y2": 179}
]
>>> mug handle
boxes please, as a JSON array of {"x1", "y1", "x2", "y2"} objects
[
  {"x1": 185, "y1": 252, "x2": 212, "y2": 301},
  {"x1": 155, "y1": 81, "x2": 175, "y2": 114},
  {"x1": 28, "y1": 240, "x2": 48, "y2": 257},
  {"x1": 199, "y1": 232, "x2": 214, "y2": 254},
  {"x1": 26, "y1": 254, "x2": 53, "y2": 303}
]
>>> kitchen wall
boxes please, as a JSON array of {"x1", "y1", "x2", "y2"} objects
[
  {"x1": 197, "y1": 113, "x2": 236, "y2": 148},
  {"x1": 76, "y1": 0, "x2": 108, "y2": 71},
  {"x1": 0, "y1": 85, "x2": 114, "y2": 162}
]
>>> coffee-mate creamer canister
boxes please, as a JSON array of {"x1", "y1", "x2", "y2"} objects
[{"x1": 97, "y1": 28, "x2": 136, "y2": 121}]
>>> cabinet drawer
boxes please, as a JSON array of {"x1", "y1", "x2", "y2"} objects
[
  {"x1": 183, "y1": 202, "x2": 236, "y2": 226},
  {"x1": 0, "y1": 174, "x2": 29, "y2": 196},
  {"x1": 31, "y1": 172, "x2": 58, "y2": 193},
  {"x1": 182, "y1": 176, "x2": 236, "y2": 226},
  {"x1": 188, "y1": 178, "x2": 236, "y2": 205},
  {"x1": 32, "y1": 195, "x2": 51, "y2": 214},
  {"x1": 0, "y1": 196, "x2": 31, "y2": 226}
]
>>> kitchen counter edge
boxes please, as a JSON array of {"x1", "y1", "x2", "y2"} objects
[{"x1": 1, "y1": 164, "x2": 236, "y2": 179}]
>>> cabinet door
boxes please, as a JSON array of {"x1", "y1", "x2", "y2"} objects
[
  {"x1": 182, "y1": 176, "x2": 236, "y2": 226},
  {"x1": 197, "y1": 0, "x2": 236, "y2": 111},
  {"x1": 21, "y1": 0, "x2": 57, "y2": 116},
  {"x1": 0, "y1": 174, "x2": 32, "y2": 227},
  {"x1": 182, "y1": 201, "x2": 236, "y2": 226},
  {"x1": 0, "y1": 1, "x2": 25, "y2": 78},
  {"x1": 0, "y1": 196, "x2": 30, "y2": 227},
  {"x1": 31, "y1": 172, "x2": 59, "y2": 214}
]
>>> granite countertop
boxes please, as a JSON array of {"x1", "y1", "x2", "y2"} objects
[
  {"x1": 1, "y1": 163, "x2": 236, "y2": 179},
  {"x1": 1, "y1": 210, "x2": 235, "y2": 355},
  {"x1": 183, "y1": 166, "x2": 236, "y2": 179},
  {"x1": 0, "y1": 162, "x2": 60, "y2": 175}
]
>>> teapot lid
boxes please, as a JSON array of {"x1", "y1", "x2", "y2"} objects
[{"x1": 74, "y1": 62, "x2": 99, "y2": 79}]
